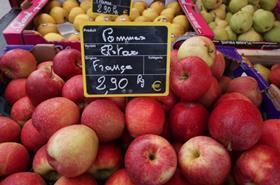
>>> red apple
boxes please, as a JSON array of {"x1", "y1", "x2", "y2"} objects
[
  {"x1": 62, "y1": 75, "x2": 85, "y2": 105},
  {"x1": 169, "y1": 102, "x2": 208, "y2": 142},
  {"x1": 47, "y1": 125, "x2": 99, "y2": 177},
  {"x1": 209, "y1": 99, "x2": 263, "y2": 151},
  {"x1": 105, "y1": 169, "x2": 136, "y2": 185},
  {"x1": 0, "y1": 116, "x2": 20, "y2": 143},
  {"x1": 125, "y1": 97, "x2": 165, "y2": 137},
  {"x1": 32, "y1": 97, "x2": 80, "y2": 139},
  {"x1": 54, "y1": 174, "x2": 97, "y2": 185},
  {"x1": 155, "y1": 90, "x2": 177, "y2": 111},
  {"x1": 170, "y1": 56, "x2": 212, "y2": 101},
  {"x1": 37, "y1": 61, "x2": 53, "y2": 70},
  {"x1": 234, "y1": 145, "x2": 280, "y2": 185},
  {"x1": 125, "y1": 134, "x2": 177, "y2": 185},
  {"x1": 215, "y1": 92, "x2": 252, "y2": 106},
  {"x1": 259, "y1": 119, "x2": 280, "y2": 154},
  {"x1": 198, "y1": 77, "x2": 221, "y2": 108},
  {"x1": 164, "y1": 169, "x2": 191, "y2": 185},
  {"x1": 26, "y1": 68, "x2": 65, "y2": 105},
  {"x1": 21, "y1": 119, "x2": 47, "y2": 152},
  {"x1": 227, "y1": 76, "x2": 263, "y2": 106},
  {"x1": 33, "y1": 145, "x2": 60, "y2": 181},
  {"x1": 0, "y1": 142, "x2": 30, "y2": 176},
  {"x1": 211, "y1": 51, "x2": 226, "y2": 80},
  {"x1": 53, "y1": 49, "x2": 82, "y2": 80},
  {"x1": 10, "y1": 96, "x2": 35, "y2": 126},
  {"x1": 219, "y1": 76, "x2": 231, "y2": 93},
  {"x1": 107, "y1": 97, "x2": 127, "y2": 110},
  {"x1": 179, "y1": 136, "x2": 231, "y2": 185},
  {"x1": 81, "y1": 99, "x2": 125, "y2": 142},
  {"x1": 1, "y1": 172, "x2": 46, "y2": 185},
  {"x1": 269, "y1": 64, "x2": 280, "y2": 87},
  {"x1": 171, "y1": 49, "x2": 178, "y2": 64},
  {"x1": 88, "y1": 143, "x2": 122, "y2": 179},
  {"x1": 0, "y1": 49, "x2": 37, "y2": 79},
  {"x1": 4, "y1": 78, "x2": 26, "y2": 105}
]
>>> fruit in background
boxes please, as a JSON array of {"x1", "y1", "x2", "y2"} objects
[
  {"x1": 32, "y1": 97, "x2": 80, "y2": 139},
  {"x1": 134, "y1": 16, "x2": 149, "y2": 22},
  {"x1": 154, "y1": 15, "x2": 171, "y2": 22},
  {"x1": 210, "y1": 4, "x2": 226, "y2": 19},
  {"x1": 107, "y1": 97, "x2": 127, "y2": 110},
  {"x1": 202, "y1": 0, "x2": 223, "y2": 10},
  {"x1": 47, "y1": 125, "x2": 99, "y2": 177},
  {"x1": 213, "y1": 26, "x2": 229, "y2": 40},
  {"x1": 80, "y1": 0, "x2": 91, "y2": 12},
  {"x1": 4, "y1": 78, "x2": 26, "y2": 104},
  {"x1": 105, "y1": 169, "x2": 135, "y2": 185},
  {"x1": 211, "y1": 51, "x2": 226, "y2": 79},
  {"x1": 160, "y1": 8, "x2": 176, "y2": 21},
  {"x1": 10, "y1": 96, "x2": 34, "y2": 126},
  {"x1": 253, "y1": 64, "x2": 270, "y2": 82},
  {"x1": 201, "y1": 10, "x2": 214, "y2": 23},
  {"x1": 34, "y1": 13, "x2": 56, "y2": 26},
  {"x1": 33, "y1": 145, "x2": 60, "y2": 181},
  {"x1": 44, "y1": 33, "x2": 64, "y2": 42},
  {"x1": 87, "y1": 9, "x2": 98, "y2": 20},
  {"x1": 238, "y1": 28, "x2": 263, "y2": 41},
  {"x1": 94, "y1": 14, "x2": 111, "y2": 22},
  {"x1": 43, "y1": 0, "x2": 62, "y2": 13},
  {"x1": 170, "y1": 23, "x2": 185, "y2": 37},
  {"x1": 26, "y1": 68, "x2": 64, "y2": 106},
  {"x1": 1, "y1": 172, "x2": 47, "y2": 185},
  {"x1": 62, "y1": 0, "x2": 79, "y2": 15},
  {"x1": 142, "y1": 8, "x2": 159, "y2": 21},
  {"x1": 0, "y1": 142, "x2": 30, "y2": 176},
  {"x1": 230, "y1": 11, "x2": 253, "y2": 33},
  {"x1": 240, "y1": 4, "x2": 255, "y2": 14},
  {"x1": 73, "y1": 14, "x2": 92, "y2": 31},
  {"x1": 169, "y1": 102, "x2": 209, "y2": 142},
  {"x1": 253, "y1": 9, "x2": 275, "y2": 32},
  {"x1": 37, "y1": 23, "x2": 58, "y2": 36},
  {"x1": 68, "y1": 7, "x2": 85, "y2": 23},
  {"x1": 215, "y1": 18, "x2": 228, "y2": 27},
  {"x1": 248, "y1": 0, "x2": 260, "y2": 6},
  {"x1": 227, "y1": 76, "x2": 263, "y2": 106},
  {"x1": 170, "y1": 56, "x2": 212, "y2": 101},
  {"x1": 228, "y1": 0, "x2": 248, "y2": 13},
  {"x1": 198, "y1": 77, "x2": 222, "y2": 107},
  {"x1": 179, "y1": 136, "x2": 231, "y2": 185},
  {"x1": 129, "y1": 8, "x2": 140, "y2": 21},
  {"x1": 132, "y1": 1, "x2": 147, "y2": 14},
  {"x1": 125, "y1": 134, "x2": 177, "y2": 185},
  {"x1": 81, "y1": 99, "x2": 125, "y2": 142},
  {"x1": 167, "y1": 1, "x2": 181, "y2": 15},
  {"x1": 173, "y1": 15, "x2": 189, "y2": 30},
  {"x1": 269, "y1": 64, "x2": 280, "y2": 87},
  {"x1": 259, "y1": 119, "x2": 280, "y2": 153},
  {"x1": 88, "y1": 143, "x2": 122, "y2": 179},
  {"x1": 216, "y1": 92, "x2": 252, "y2": 106},
  {"x1": 150, "y1": 1, "x2": 165, "y2": 14},
  {"x1": 209, "y1": 99, "x2": 262, "y2": 151},
  {"x1": 219, "y1": 76, "x2": 232, "y2": 93},
  {"x1": 234, "y1": 145, "x2": 280, "y2": 184},
  {"x1": 21, "y1": 119, "x2": 47, "y2": 152},
  {"x1": 53, "y1": 49, "x2": 82, "y2": 80},
  {"x1": 154, "y1": 90, "x2": 177, "y2": 112},
  {"x1": 125, "y1": 98, "x2": 165, "y2": 137},
  {"x1": 54, "y1": 174, "x2": 97, "y2": 185},
  {"x1": 225, "y1": 12, "x2": 233, "y2": 23},
  {"x1": 164, "y1": 170, "x2": 191, "y2": 185},
  {"x1": 208, "y1": 22, "x2": 217, "y2": 29},
  {"x1": 49, "y1": 7, "x2": 67, "y2": 24},
  {"x1": 0, "y1": 49, "x2": 37, "y2": 79},
  {"x1": 0, "y1": 116, "x2": 20, "y2": 143},
  {"x1": 67, "y1": 33, "x2": 80, "y2": 41},
  {"x1": 178, "y1": 36, "x2": 216, "y2": 66},
  {"x1": 264, "y1": 25, "x2": 280, "y2": 42},
  {"x1": 170, "y1": 49, "x2": 179, "y2": 64},
  {"x1": 259, "y1": 0, "x2": 277, "y2": 10},
  {"x1": 115, "y1": 14, "x2": 131, "y2": 22}
]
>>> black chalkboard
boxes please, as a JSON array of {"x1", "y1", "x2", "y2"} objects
[
  {"x1": 92, "y1": 0, "x2": 132, "y2": 16},
  {"x1": 81, "y1": 23, "x2": 171, "y2": 97}
]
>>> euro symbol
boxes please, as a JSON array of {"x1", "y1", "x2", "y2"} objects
[{"x1": 152, "y1": 81, "x2": 162, "y2": 92}]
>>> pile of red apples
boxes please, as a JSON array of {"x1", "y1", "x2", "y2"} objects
[{"x1": 0, "y1": 36, "x2": 280, "y2": 185}]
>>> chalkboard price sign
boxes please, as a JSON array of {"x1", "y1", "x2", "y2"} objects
[
  {"x1": 92, "y1": 0, "x2": 132, "y2": 16},
  {"x1": 81, "y1": 22, "x2": 171, "y2": 97}
]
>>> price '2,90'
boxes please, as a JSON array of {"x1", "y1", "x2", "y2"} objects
[
  {"x1": 97, "y1": 4, "x2": 118, "y2": 15},
  {"x1": 96, "y1": 76, "x2": 129, "y2": 93}
]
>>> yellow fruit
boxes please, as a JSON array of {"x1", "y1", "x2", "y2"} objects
[
  {"x1": 150, "y1": 1, "x2": 165, "y2": 14},
  {"x1": 73, "y1": 14, "x2": 92, "y2": 31},
  {"x1": 166, "y1": 1, "x2": 181, "y2": 15},
  {"x1": 130, "y1": 8, "x2": 140, "y2": 21},
  {"x1": 80, "y1": 0, "x2": 91, "y2": 12},
  {"x1": 67, "y1": 33, "x2": 80, "y2": 41},
  {"x1": 63, "y1": 0, "x2": 79, "y2": 16},
  {"x1": 173, "y1": 15, "x2": 189, "y2": 31},
  {"x1": 37, "y1": 23, "x2": 58, "y2": 36},
  {"x1": 142, "y1": 8, "x2": 159, "y2": 21},
  {"x1": 43, "y1": 0, "x2": 61, "y2": 13},
  {"x1": 50, "y1": 7, "x2": 67, "y2": 24},
  {"x1": 134, "y1": 16, "x2": 149, "y2": 22},
  {"x1": 153, "y1": 15, "x2": 171, "y2": 22},
  {"x1": 254, "y1": 64, "x2": 271, "y2": 82},
  {"x1": 160, "y1": 8, "x2": 176, "y2": 20},
  {"x1": 115, "y1": 14, "x2": 131, "y2": 22},
  {"x1": 68, "y1": 7, "x2": 85, "y2": 23},
  {"x1": 132, "y1": 1, "x2": 147, "y2": 14},
  {"x1": 87, "y1": 9, "x2": 98, "y2": 20},
  {"x1": 44, "y1": 33, "x2": 64, "y2": 42},
  {"x1": 170, "y1": 23, "x2": 185, "y2": 39},
  {"x1": 95, "y1": 14, "x2": 111, "y2": 22},
  {"x1": 35, "y1": 13, "x2": 56, "y2": 27}
]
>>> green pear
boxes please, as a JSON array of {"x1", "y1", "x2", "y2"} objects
[
  {"x1": 202, "y1": 0, "x2": 223, "y2": 10},
  {"x1": 264, "y1": 26, "x2": 280, "y2": 42},
  {"x1": 260, "y1": 0, "x2": 277, "y2": 10},
  {"x1": 225, "y1": 12, "x2": 233, "y2": 23},
  {"x1": 196, "y1": 0, "x2": 206, "y2": 11},
  {"x1": 253, "y1": 9, "x2": 275, "y2": 33},
  {"x1": 274, "y1": 21, "x2": 280, "y2": 27},
  {"x1": 228, "y1": 0, "x2": 248, "y2": 13},
  {"x1": 225, "y1": 26, "x2": 237, "y2": 40},
  {"x1": 201, "y1": 10, "x2": 214, "y2": 23},
  {"x1": 230, "y1": 11, "x2": 253, "y2": 33},
  {"x1": 241, "y1": 5, "x2": 255, "y2": 14},
  {"x1": 248, "y1": 0, "x2": 260, "y2": 6},
  {"x1": 238, "y1": 28, "x2": 263, "y2": 41},
  {"x1": 209, "y1": 22, "x2": 217, "y2": 29},
  {"x1": 210, "y1": 4, "x2": 226, "y2": 19},
  {"x1": 215, "y1": 17, "x2": 228, "y2": 27},
  {"x1": 213, "y1": 26, "x2": 229, "y2": 40}
]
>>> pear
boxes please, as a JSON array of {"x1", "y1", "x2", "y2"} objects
[
  {"x1": 196, "y1": 0, "x2": 206, "y2": 11},
  {"x1": 248, "y1": 0, "x2": 260, "y2": 6},
  {"x1": 274, "y1": 21, "x2": 280, "y2": 27},
  {"x1": 241, "y1": 5, "x2": 255, "y2": 14},
  {"x1": 230, "y1": 11, "x2": 253, "y2": 33},
  {"x1": 238, "y1": 28, "x2": 263, "y2": 41},
  {"x1": 210, "y1": 4, "x2": 226, "y2": 19},
  {"x1": 215, "y1": 17, "x2": 228, "y2": 27},
  {"x1": 209, "y1": 22, "x2": 217, "y2": 29},
  {"x1": 225, "y1": 26, "x2": 237, "y2": 40},
  {"x1": 253, "y1": 9, "x2": 275, "y2": 33},
  {"x1": 225, "y1": 12, "x2": 232, "y2": 23},
  {"x1": 264, "y1": 26, "x2": 280, "y2": 42},
  {"x1": 202, "y1": 0, "x2": 223, "y2": 10},
  {"x1": 228, "y1": 0, "x2": 248, "y2": 13},
  {"x1": 213, "y1": 26, "x2": 229, "y2": 40},
  {"x1": 201, "y1": 10, "x2": 214, "y2": 23},
  {"x1": 260, "y1": 0, "x2": 277, "y2": 10}
]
